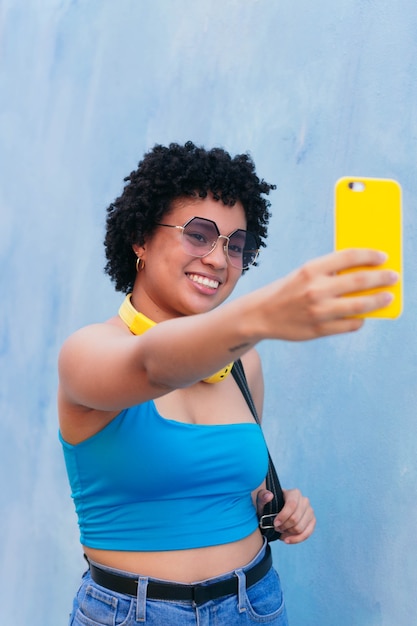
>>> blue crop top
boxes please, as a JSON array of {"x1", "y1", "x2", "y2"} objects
[{"x1": 60, "y1": 401, "x2": 268, "y2": 551}]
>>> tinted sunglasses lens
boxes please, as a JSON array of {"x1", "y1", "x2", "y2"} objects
[
  {"x1": 182, "y1": 218, "x2": 217, "y2": 256},
  {"x1": 229, "y1": 230, "x2": 258, "y2": 269},
  {"x1": 181, "y1": 218, "x2": 258, "y2": 269}
]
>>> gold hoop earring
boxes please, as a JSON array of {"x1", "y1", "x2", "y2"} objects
[{"x1": 135, "y1": 257, "x2": 145, "y2": 272}]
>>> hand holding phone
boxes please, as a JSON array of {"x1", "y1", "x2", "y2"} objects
[{"x1": 334, "y1": 177, "x2": 402, "y2": 318}]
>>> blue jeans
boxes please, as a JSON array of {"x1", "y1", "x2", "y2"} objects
[{"x1": 68, "y1": 540, "x2": 289, "y2": 625}]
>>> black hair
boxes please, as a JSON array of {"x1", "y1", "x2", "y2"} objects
[{"x1": 104, "y1": 141, "x2": 276, "y2": 293}]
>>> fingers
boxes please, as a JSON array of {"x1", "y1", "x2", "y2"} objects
[
  {"x1": 279, "y1": 516, "x2": 316, "y2": 545},
  {"x1": 274, "y1": 488, "x2": 316, "y2": 544},
  {"x1": 255, "y1": 488, "x2": 274, "y2": 517},
  {"x1": 305, "y1": 287, "x2": 395, "y2": 331},
  {"x1": 309, "y1": 248, "x2": 388, "y2": 275},
  {"x1": 328, "y1": 289, "x2": 394, "y2": 319},
  {"x1": 302, "y1": 250, "x2": 398, "y2": 298},
  {"x1": 293, "y1": 250, "x2": 399, "y2": 328},
  {"x1": 266, "y1": 247, "x2": 400, "y2": 342},
  {"x1": 333, "y1": 268, "x2": 398, "y2": 298}
]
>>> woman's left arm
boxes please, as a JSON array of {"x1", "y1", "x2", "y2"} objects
[{"x1": 245, "y1": 351, "x2": 316, "y2": 545}]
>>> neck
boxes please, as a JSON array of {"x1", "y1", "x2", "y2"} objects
[{"x1": 118, "y1": 294, "x2": 233, "y2": 384}]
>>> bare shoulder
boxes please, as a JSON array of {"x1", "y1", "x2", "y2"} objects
[
  {"x1": 59, "y1": 318, "x2": 125, "y2": 359},
  {"x1": 60, "y1": 321, "x2": 122, "y2": 385},
  {"x1": 58, "y1": 319, "x2": 137, "y2": 444},
  {"x1": 58, "y1": 318, "x2": 142, "y2": 410}
]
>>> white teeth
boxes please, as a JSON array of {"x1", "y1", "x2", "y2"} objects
[{"x1": 188, "y1": 274, "x2": 219, "y2": 289}]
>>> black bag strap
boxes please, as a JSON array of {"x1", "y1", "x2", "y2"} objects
[{"x1": 232, "y1": 359, "x2": 285, "y2": 542}]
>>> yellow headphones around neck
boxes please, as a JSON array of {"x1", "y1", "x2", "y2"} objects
[{"x1": 118, "y1": 294, "x2": 233, "y2": 384}]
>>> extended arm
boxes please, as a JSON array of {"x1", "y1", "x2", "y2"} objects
[{"x1": 59, "y1": 248, "x2": 397, "y2": 411}]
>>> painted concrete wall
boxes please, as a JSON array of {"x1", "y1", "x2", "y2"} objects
[{"x1": 1, "y1": 1, "x2": 416, "y2": 624}]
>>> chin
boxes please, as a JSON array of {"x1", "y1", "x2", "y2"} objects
[{"x1": 181, "y1": 298, "x2": 223, "y2": 316}]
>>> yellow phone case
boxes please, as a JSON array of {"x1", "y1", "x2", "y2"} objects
[{"x1": 334, "y1": 176, "x2": 403, "y2": 318}]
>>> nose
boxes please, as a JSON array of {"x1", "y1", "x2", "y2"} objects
[{"x1": 201, "y1": 235, "x2": 229, "y2": 268}]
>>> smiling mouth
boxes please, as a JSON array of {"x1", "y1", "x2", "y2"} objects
[{"x1": 187, "y1": 273, "x2": 220, "y2": 289}]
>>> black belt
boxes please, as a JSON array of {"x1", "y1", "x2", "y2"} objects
[{"x1": 88, "y1": 544, "x2": 272, "y2": 606}]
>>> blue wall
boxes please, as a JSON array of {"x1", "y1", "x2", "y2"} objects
[{"x1": 1, "y1": 2, "x2": 416, "y2": 624}]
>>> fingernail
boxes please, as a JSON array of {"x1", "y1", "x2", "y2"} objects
[
  {"x1": 377, "y1": 251, "x2": 388, "y2": 263},
  {"x1": 382, "y1": 292, "x2": 394, "y2": 304},
  {"x1": 387, "y1": 271, "x2": 399, "y2": 283}
]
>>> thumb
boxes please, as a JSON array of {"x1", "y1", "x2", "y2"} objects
[{"x1": 256, "y1": 489, "x2": 274, "y2": 516}]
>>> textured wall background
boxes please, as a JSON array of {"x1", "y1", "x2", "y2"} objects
[{"x1": 1, "y1": 1, "x2": 416, "y2": 624}]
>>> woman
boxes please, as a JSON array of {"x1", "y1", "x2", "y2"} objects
[{"x1": 59, "y1": 142, "x2": 397, "y2": 625}]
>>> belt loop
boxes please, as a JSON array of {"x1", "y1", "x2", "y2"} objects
[
  {"x1": 136, "y1": 576, "x2": 148, "y2": 622},
  {"x1": 235, "y1": 570, "x2": 247, "y2": 614}
]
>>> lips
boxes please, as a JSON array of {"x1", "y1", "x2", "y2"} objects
[{"x1": 186, "y1": 273, "x2": 220, "y2": 289}]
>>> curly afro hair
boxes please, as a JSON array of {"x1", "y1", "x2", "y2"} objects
[{"x1": 104, "y1": 141, "x2": 276, "y2": 293}]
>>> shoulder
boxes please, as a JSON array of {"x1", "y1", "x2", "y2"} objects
[
  {"x1": 58, "y1": 320, "x2": 133, "y2": 442},
  {"x1": 59, "y1": 318, "x2": 127, "y2": 364},
  {"x1": 61, "y1": 317, "x2": 127, "y2": 346},
  {"x1": 58, "y1": 319, "x2": 132, "y2": 405}
]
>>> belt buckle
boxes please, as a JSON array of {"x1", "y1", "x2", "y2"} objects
[{"x1": 259, "y1": 514, "x2": 276, "y2": 530}]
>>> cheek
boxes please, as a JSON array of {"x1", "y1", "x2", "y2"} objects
[
  {"x1": 221, "y1": 271, "x2": 242, "y2": 299},
  {"x1": 146, "y1": 241, "x2": 186, "y2": 273}
]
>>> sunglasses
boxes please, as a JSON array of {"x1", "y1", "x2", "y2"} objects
[{"x1": 156, "y1": 216, "x2": 259, "y2": 270}]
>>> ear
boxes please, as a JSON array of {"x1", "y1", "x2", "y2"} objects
[{"x1": 132, "y1": 243, "x2": 146, "y2": 260}]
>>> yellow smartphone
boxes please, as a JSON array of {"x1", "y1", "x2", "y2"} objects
[{"x1": 334, "y1": 176, "x2": 402, "y2": 318}]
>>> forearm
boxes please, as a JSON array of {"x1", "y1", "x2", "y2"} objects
[
  {"x1": 133, "y1": 248, "x2": 399, "y2": 388},
  {"x1": 60, "y1": 248, "x2": 398, "y2": 410},
  {"x1": 139, "y1": 292, "x2": 265, "y2": 389}
]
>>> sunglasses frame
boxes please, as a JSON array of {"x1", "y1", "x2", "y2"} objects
[{"x1": 156, "y1": 216, "x2": 259, "y2": 270}]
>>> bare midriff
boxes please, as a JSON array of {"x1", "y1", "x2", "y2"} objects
[{"x1": 83, "y1": 528, "x2": 263, "y2": 583}]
